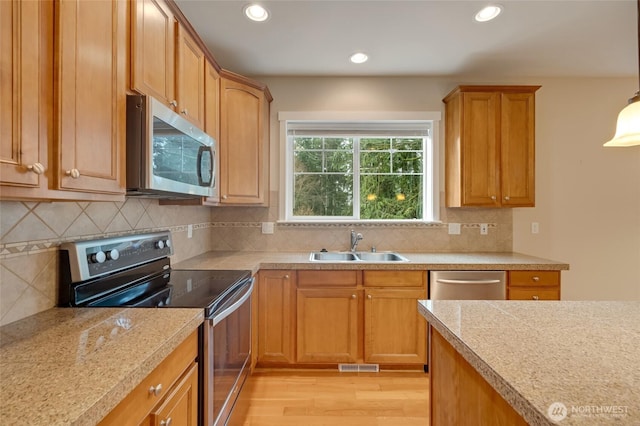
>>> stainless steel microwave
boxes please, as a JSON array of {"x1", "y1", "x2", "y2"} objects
[{"x1": 126, "y1": 95, "x2": 218, "y2": 199}]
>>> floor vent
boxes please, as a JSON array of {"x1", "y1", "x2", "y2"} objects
[{"x1": 338, "y1": 363, "x2": 380, "y2": 373}]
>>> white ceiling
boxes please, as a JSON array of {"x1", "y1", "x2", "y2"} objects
[{"x1": 174, "y1": 0, "x2": 638, "y2": 78}]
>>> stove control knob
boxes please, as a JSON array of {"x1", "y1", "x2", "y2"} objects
[
  {"x1": 90, "y1": 251, "x2": 106, "y2": 264},
  {"x1": 155, "y1": 240, "x2": 165, "y2": 249},
  {"x1": 107, "y1": 249, "x2": 120, "y2": 261},
  {"x1": 165, "y1": 239, "x2": 171, "y2": 248}
]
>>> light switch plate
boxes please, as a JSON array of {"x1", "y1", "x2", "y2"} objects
[
  {"x1": 262, "y1": 222, "x2": 275, "y2": 234},
  {"x1": 448, "y1": 223, "x2": 461, "y2": 235},
  {"x1": 187, "y1": 224, "x2": 193, "y2": 238},
  {"x1": 480, "y1": 224, "x2": 488, "y2": 235}
]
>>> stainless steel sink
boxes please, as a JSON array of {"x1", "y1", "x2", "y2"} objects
[
  {"x1": 309, "y1": 251, "x2": 409, "y2": 262},
  {"x1": 354, "y1": 252, "x2": 409, "y2": 262},
  {"x1": 309, "y1": 252, "x2": 359, "y2": 262}
]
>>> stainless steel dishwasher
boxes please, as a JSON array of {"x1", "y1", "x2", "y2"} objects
[{"x1": 429, "y1": 271, "x2": 506, "y2": 300}]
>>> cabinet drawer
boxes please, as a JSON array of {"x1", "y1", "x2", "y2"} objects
[
  {"x1": 363, "y1": 270, "x2": 425, "y2": 288},
  {"x1": 508, "y1": 287, "x2": 559, "y2": 301},
  {"x1": 99, "y1": 330, "x2": 198, "y2": 425},
  {"x1": 508, "y1": 271, "x2": 559, "y2": 286},
  {"x1": 297, "y1": 270, "x2": 359, "y2": 287}
]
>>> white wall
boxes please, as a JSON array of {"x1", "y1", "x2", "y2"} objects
[{"x1": 259, "y1": 75, "x2": 640, "y2": 301}]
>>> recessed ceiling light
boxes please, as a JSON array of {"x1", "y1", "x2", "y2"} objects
[
  {"x1": 350, "y1": 52, "x2": 368, "y2": 64},
  {"x1": 475, "y1": 4, "x2": 502, "y2": 22},
  {"x1": 244, "y1": 4, "x2": 269, "y2": 22}
]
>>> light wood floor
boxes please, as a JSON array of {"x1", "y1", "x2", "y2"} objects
[{"x1": 228, "y1": 370, "x2": 430, "y2": 426}]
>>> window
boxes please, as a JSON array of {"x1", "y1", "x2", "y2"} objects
[{"x1": 280, "y1": 112, "x2": 440, "y2": 222}]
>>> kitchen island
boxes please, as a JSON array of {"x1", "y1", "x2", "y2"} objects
[{"x1": 418, "y1": 300, "x2": 640, "y2": 425}]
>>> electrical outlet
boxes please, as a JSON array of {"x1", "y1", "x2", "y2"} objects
[
  {"x1": 480, "y1": 224, "x2": 488, "y2": 235},
  {"x1": 448, "y1": 223, "x2": 461, "y2": 235},
  {"x1": 187, "y1": 224, "x2": 193, "y2": 239},
  {"x1": 531, "y1": 222, "x2": 539, "y2": 234}
]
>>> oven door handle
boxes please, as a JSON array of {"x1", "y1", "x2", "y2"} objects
[{"x1": 212, "y1": 278, "x2": 254, "y2": 325}]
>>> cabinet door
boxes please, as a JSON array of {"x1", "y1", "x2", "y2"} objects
[
  {"x1": 131, "y1": 0, "x2": 176, "y2": 107},
  {"x1": 257, "y1": 271, "x2": 295, "y2": 364},
  {"x1": 461, "y1": 92, "x2": 501, "y2": 206},
  {"x1": 148, "y1": 363, "x2": 198, "y2": 426},
  {"x1": 219, "y1": 77, "x2": 268, "y2": 205},
  {"x1": 0, "y1": 0, "x2": 52, "y2": 193},
  {"x1": 176, "y1": 25, "x2": 205, "y2": 128},
  {"x1": 364, "y1": 288, "x2": 427, "y2": 364},
  {"x1": 55, "y1": 0, "x2": 125, "y2": 195},
  {"x1": 204, "y1": 61, "x2": 220, "y2": 141},
  {"x1": 296, "y1": 288, "x2": 360, "y2": 363},
  {"x1": 501, "y1": 92, "x2": 535, "y2": 207}
]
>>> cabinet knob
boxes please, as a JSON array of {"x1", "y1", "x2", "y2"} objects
[
  {"x1": 65, "y1": 169, "x2": 80, "y2": 179},
  {"x1": 181, "y1": 108, "x2": 188, "y2": 115},
  {"x1": 160, "y1": 418, "x2": 172, "y2": 426},
  {"x1": 351, "y1": 294, "x2": 357, "y2": 299},
  {"x1": 27, "y1": 163, "x2": 45, "y2": 175},
  {"x1": 532, "y1": 295, "x2": 539, "y2": 300},
  {"x1": 169, "y1": 100, "x2": 178, "y2": 107},
  {"x1": 367, "y1": 294, "x2": 372, "y2": 299},
  {"x1": 490, "y1": 195, "x2": 496, "y2": 200},
  {"x1": 284, "y1": 275, "x2": 289, "y2": 279},
  {"x1": 532, "y1": 276, "x2": 540, "y2": 282},
  {"x1": 504, "y1": 196, "x2": 511, "y2": 201},
  {"x1": 222, "y1": 195, "x2": 228, "y2": 200},
  {"x1": 148, "y1": 383, "x2": 163, "y2": 396}
]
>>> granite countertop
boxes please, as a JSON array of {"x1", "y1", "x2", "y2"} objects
[
  {"x1": 0, "y1": 307, "x2": 203, "y2": 426},
  {"x1": 172, "y1": 250, "x2": 569, "y2": 273},
  {"x1": 418, "y1": 300, "x2": 640, "y2": 425}
]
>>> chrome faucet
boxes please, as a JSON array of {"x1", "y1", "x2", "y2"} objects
[{"x1": 350, "y1": 229, "x2": 363, "y2": 252}]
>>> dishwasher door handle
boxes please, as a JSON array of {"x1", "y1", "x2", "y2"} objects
[{"x1": 436, "y1": 278, "x2": 502, "y2": 285}]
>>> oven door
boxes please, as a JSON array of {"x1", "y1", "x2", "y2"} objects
[{"x1": 203, "y1": 277, "x2": 254, "y2": 426}]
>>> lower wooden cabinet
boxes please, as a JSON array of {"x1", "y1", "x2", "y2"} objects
[
  {"x1": 296, "y1": 287, "x2": 361, "y2": 363},
  {"x1": 507, "y1": 270, "x2": 560, "y2": 300},
  {"x1": 256, "y1": 269, "x2": 427, "y2": 367},
  {"x1": 257, "y1": 270, "x2": 296, "y2": 364},
  {"x1": 99, "y1": 331, "x2": 198, "y2": 426}
]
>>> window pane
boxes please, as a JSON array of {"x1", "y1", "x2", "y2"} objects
[
  {"x1": 294, "y1": 174, "x2": 353, "y2": 216},
  {"x1": 294, "y1": 137, "x2": 322, "y2": 150},
  {"x1": 392, "y1": 151, "x2": 423, "y2": 173},
  {"x1": 361, "y1": 152, "x2": 391, "y2": 173},
  {"x1": 361, "y1": 138, "x2": 390, "y2": 151},
  {"x1": 393, "y1": 138, "x2": 423, "y2": 151},
  {"x1": 360, "y1": 175, "x2": 423, "y2": 220},
  {"x1": 326, "y1": 151, "x2": 352, "y2": 173},
  {"x1": 294, "y1": 151, "x2": 323, "y2": 173},
  {"x1": 324, "y1": 138, "x2": 353, "y2": 150}
]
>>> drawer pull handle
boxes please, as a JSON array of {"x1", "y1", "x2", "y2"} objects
[
  {"x1": 65, "y1": 168, "x2": 80, "y2": 179},
  {"x1": 532, "y1": 276, "x2": 540, "y2": 282},
  {"x1": 149, "y1": 383, "x2": 163, "y2": 396},
  {"x1": 161, "y1": 418, "x2": 172, "y2": 426},
  {"x1": 27, "y1": 163, "x2": 45, "y2": 175},
  {"x1": 532, "y1": 295, "x2": 539, "y2": 300}
]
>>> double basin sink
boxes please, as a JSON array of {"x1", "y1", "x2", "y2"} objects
[{"x1": 310, "y1": 251, "x2": 409, "y2": 262}]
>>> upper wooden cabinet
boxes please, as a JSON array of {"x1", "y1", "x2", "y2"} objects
[
  {"x1": 204, "y1": 60, "x2": 221, "y2": 143},
  {"x1": 0, "y1": 0, "x2": 52, "y2": 194},
  {"x1": 131, "y1": 0, "x2": 176, "y2": 107},
  {"x1": 54, "y1": 0, "x2": 126, "y2": 195},
  {"x1": 131, "y1": 0, "x2": 205, "y2": 128},
  {"x1": 176, "y1": 24, "x2": 205, "y2": 128},
  {"x1": 1, "y1": 0, "x2": 125, "y2": 201},
  {"x1": 443, "y1": 85, "x2": 540, "y2": 208},
  {"x1": 219, "y1": 72, "x2": 271, "y2": 205}
]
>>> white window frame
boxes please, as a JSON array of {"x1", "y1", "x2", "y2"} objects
[{"x1": 278, "y1": 111, "x2": 440, "y2": 223}]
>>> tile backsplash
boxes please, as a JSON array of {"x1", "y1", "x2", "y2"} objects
[
  {"x1": 0, "y1": 191, "x2": 512, "y2": 325},
  {"x1": 0, "y1": 199, "x2": 212, "y2": 326}
]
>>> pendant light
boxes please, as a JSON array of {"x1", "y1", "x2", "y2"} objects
[{"x1": 604, "y1": 0, "x2": 640, "y2": 147}]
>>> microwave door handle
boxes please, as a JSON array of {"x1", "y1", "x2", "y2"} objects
[{"x1": 197, "y1": 146, "x2": 214, "y2": 187}]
